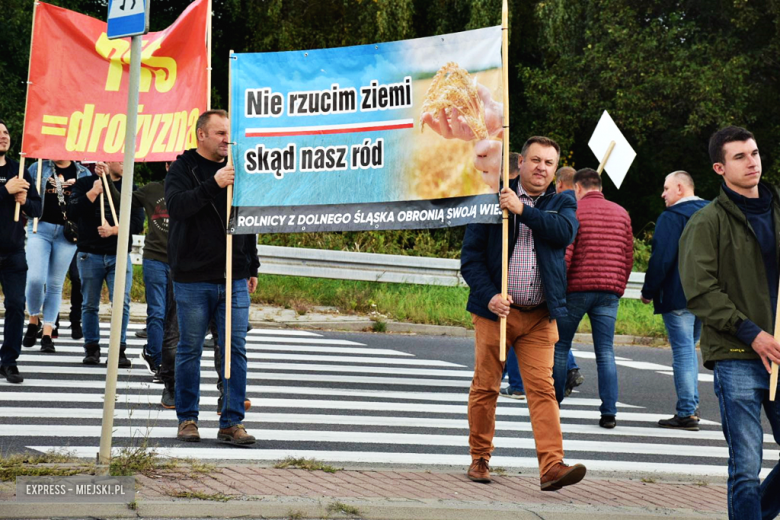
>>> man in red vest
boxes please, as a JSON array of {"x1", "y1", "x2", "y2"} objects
[{"x1": 553, "y1": 168, "x2": 634, "y2": 429}]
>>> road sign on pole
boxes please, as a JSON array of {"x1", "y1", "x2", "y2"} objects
[{"x1": 107, "y1": 0, "x2": 149, "y2": 39}]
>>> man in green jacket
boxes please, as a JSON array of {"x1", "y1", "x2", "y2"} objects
[{"x1": 679, "y1": 126, "x2": 780, "y2": 520}]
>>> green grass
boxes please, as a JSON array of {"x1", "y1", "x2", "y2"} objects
[
  {"x1": 326, "y1": 501, "x2": 362, "y2": 516},
  {"x1": 0, "y1": 450, "x2": 93, "y2": 481},
  {"x1": 273, "y1": 456, "x2": 340, "y2": 473},
  {"x1": 252, "y1": 274, "x2": 471, "y2": 328},
  {"x1": 250, "y1": 274, "x2": 667, "y2": 337},
  {"x1": 165, "y1": 490, "x2": 232, "y2": 501},
  {"x1": 109, "y1": 441, "x2": 162, "y2": 476}
]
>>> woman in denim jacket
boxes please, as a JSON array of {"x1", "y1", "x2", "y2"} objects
[{"x1": 23, "y1": 159, "x2": 91, "y2": 352}]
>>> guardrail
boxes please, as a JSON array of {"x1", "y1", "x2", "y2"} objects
[{"x1": 130, "y1": 235, "x2": 646, "y2": 298}]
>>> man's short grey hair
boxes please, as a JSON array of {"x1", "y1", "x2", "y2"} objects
[
  {"x1": 556, "y1": 166, "x2": 576, "y2": 188},
  {"x1": 667, "y1": 170, "x2": 695, "y2": 191}
]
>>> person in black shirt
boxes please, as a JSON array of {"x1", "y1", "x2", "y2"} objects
[
  {"x1": 68, "y1": 161, "x2": 144, "y2": 367},
  {"x1": 0, "y1": 119, "x2": 41, "y2": 383},
  {"x1": 165, "y1": 109, "x2": 256, "y2": 445},
  {"x1": 22, "y1": 159, "x2": 90, "y2": 353}
]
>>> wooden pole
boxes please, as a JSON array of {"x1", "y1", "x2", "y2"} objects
[
  {"x1": 100, "y1": 193, "x2": 105, "y2": 225},
  {"x1": 13, "y1": 160, "x2": 26, "y2": 222},
  {"x1": 596, "y1": 140, "x2": 616, "y2": 175},
  {"x1": 32, "y1": 159, "x2": 42, "y2": 233},
  {"x1": 224, "y1": 49, "x2": 234, "y2": 380},
  {"x1": 100, "y1": 172, "x2": 119, "y2": 225},
  {"x1": 206, "y1": 0, "x2": 212, "y2": 111},
  {"x1": 14, "y1": 0, "x2": 39, "y2": 222},
  {"x1": 771, "y1": 278, "x2": 780, "y2": 401},
  {"x1": 499, "y1": 0, "x2": 510, "y2": 362}
]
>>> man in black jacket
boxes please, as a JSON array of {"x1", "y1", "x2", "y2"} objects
[
  {"x1": 641, "y1": 171, "x2": 708, "y2": 430},
  {"x1": 165, "y1": 109, "x2": 256, "y2": 446},
  {"x1": 68, "y1": 161, "x2": 144, "y2": 367},
  {"x1": 0, "y1": 119, "x2": 42, "y2": 383}
]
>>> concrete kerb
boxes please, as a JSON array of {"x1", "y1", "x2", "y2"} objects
[
  {"x1": 1, "y1": 299, "x2": 665, "y2": 343},
  {"x1": 0, "y1": 496, "x2": 727, "y2": 520}
]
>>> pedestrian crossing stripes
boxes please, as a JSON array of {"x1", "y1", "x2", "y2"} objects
[{"x1": 0, "y1": 318, "x2": 760, "y2": 478}]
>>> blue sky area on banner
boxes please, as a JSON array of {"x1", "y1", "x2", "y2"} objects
[{"x1": 230, "y1": 26, "x2": 502, "y2": 208}]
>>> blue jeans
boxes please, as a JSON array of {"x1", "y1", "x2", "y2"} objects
[
  {"x1": 173, "y1": 280, "x2": 250, "y2": 428},
  {"x1": 554, "y1": 291, "x2": 619, "y2": 416},
  {"x1": 504, "y1": 345, "x2": 578, "y2": 392},
  {"x1": 662, "y1": 309, "x2": 702, "y2": 417},
  {"x1": 713, "y1": 359, "x2": 780, "y2": 520},
  {"x1": 143, "y1": 259, "x2": 170, "y2": 366},
  {"x1": 0, "y1": 252, "x2": 27, "y2": 367},
  {"x1": 77, "y1": 253, "x2": 132, "y2": 347},
  {"x1": 25, "y1": 221, "x2": 77, "y2": 325}
]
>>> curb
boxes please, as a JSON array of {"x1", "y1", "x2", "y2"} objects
[
  {"x1": 0, "y1": 497, "x2": 724, "y2": 520},
  {"x1": 1, "y1": 302, "x2": 665, "y2": 344}
]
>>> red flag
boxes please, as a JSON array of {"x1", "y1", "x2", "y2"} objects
[{"x1": 23, "y1": 0, "x2": 209, "y2": 161}]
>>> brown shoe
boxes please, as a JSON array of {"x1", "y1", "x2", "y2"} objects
[
  {"x1": 218, "y1": 424, "x2": 256, "y2": 445},
  {"x1": 467, "y1": 457, "x2": 491, "y2": 483},
  {"x1": 177, "y1": 420, "x2": 200, "y2": 442},
  {"x1": 540, "y1": 462, "x2": 586, "y2": 491}
]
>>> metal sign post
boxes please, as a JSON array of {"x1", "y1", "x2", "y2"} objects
[{"x1": 98, "y1": 0, "x2": 149, "y2": 468}]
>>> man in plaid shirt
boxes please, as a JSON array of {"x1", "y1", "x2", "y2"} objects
[{"x1": 461, "y1": 136, "x2": 585, "y2": 491}]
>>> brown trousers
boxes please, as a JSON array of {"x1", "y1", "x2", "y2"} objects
[{"x1": 468, "y1": 308, "x2": 564, "y2": 477}]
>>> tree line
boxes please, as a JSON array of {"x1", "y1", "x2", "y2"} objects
[{"x1": 2, "y1": 0, "x2": 778, "y2": 246}]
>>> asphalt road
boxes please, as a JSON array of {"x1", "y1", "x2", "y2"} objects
[{"x1": 0, "y1": 319, "x2": 777, "y2": 481}]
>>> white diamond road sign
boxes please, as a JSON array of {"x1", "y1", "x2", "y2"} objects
[{"x1": 107, "y1": 0, "x2": 149, "y2": 39}]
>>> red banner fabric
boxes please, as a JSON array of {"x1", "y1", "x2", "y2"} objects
[{"x1": 23, "y1": 0, "x2": 208, "y2": 162}]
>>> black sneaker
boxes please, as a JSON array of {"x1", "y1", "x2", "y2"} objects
[
  {"x1": 50, "y1": 325, "x2": 59, "y2": 339},
  {"x1": 161, "y1": 385, "x2": 175, "y2": 409},
  {"x1": 71, "y1": 322, "x2": 83, "y2": 340},
  {"x1": 499, "y1": 386, "x2": 526, "y2": 400},
  {"x1": 40, "y1": 335, "x2": 55, "y2": 353},
  {"x1": 139, "y1": 346, "x2": 158, "y2": 375},
  {"x1": 0, "y1": 365, "x2": 23, "y2": 384},
  {"x1": 152, "y1": 369, "x2": 163, "y2": 384},
  {"x1": 118, "y1": 345, "x2": 132, "y2": 369},
  {"x1": 658, "y1": 414, "x2": 700, "y2": 431},
  {"x1": 23, "y1": 322, "x2": 40, "y2": 348},
  {"x1": 564, "y1": 368, "x2": 584, "y2": 397},
  {"x1": 135, "y1": 327, "x2": 148, "y2": 339},
  {"x1": 599, "y1": 415, "x2": 617, "y2": 429},
  {"x1": 83, "y1": 344, "x2": 101, "y2": 365}
]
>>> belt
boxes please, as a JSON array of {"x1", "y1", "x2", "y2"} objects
[{"x1": 510, "y1": 302, "x2": 547, "y2": 312}]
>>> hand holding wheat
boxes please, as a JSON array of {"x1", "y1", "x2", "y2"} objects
[{"x1": 420, "y1": 63, "x2": 501, "y2": 141}]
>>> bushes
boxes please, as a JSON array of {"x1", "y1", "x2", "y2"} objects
[{"x1": 257, "y1": 228, "x2": 465, "y2": 258}]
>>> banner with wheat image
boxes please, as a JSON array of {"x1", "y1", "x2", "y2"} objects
[{"x1": 230, "y1": 26, "x2": 502, "y2": 234}]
